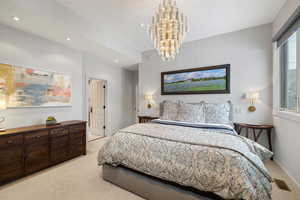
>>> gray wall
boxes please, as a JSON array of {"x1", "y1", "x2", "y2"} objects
[
  {"x1": 139, "y1": 24, "x2": 273, "y2": 129},
  {"x1": 272, "y1": 0, "x2": 300, "y2": 186},
  {"x1": 0, "y1": 24, "x2": 84, "y2": 128},
  {"x1": 83, "y1": 53, "x2": 136, "y2": 136},
  {"x1": 0, "y1": 24, "x2": 136, "y2": 137}
]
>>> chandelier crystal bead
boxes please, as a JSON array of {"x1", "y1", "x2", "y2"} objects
[{"x1": 149, "y1": 0, "x2": 188, "y2": 61}]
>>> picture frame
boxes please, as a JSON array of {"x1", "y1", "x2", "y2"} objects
[
  {"x1": 161, "y1": 64, "x2": 230, "y2": 95},
  {"x1": 0, "y1": 63, "x2": 72, "y2": 108}
]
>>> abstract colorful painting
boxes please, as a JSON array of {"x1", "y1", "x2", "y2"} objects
[
  {"x1": 0, "y1": 63, "x2": 71, "y2": 107},
  {"x1": 161, "y1": 65, "x2": 230, "y2": 95}
]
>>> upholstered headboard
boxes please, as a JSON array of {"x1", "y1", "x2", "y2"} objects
[{"x1": 159, "y1": 100, "x2": 233, "y2": 121}]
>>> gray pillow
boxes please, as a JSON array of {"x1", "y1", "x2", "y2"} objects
[
  {"x1": 204, "y1": 101, "x2": 233, "y2": 126},
  {"x1": 176, "y1": 102, "x2": 205, "y2": 123},
  {"x1": 160, "y1": 100, "x2": 179, "y2": 121}
]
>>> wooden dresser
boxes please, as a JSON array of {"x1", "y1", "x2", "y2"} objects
[{"x1": 0, "y1": 120, "x2": 86, "y2": 184}]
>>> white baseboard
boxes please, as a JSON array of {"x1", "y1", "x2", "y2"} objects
[{"x1": 273, "y1": 158, "x2": 300, "y2": 189}]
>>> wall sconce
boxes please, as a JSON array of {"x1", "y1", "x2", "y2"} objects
[
  {"x1": 144, "y1": 94, "x2": 153, "y2": 109},
  {"x1": 246, "y1": 91, "x2": 260, "y2": 112},
  {"x1": 0, "y1": 93, "x2": 7, "y2": 132}
]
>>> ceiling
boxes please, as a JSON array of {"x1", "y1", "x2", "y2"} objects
[{"x1": 0, "y1": 0, "x2": 286, "y2": 67}]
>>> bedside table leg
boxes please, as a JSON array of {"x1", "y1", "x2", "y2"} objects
[{"x1": 267, "y1": 128, "x2": 273, "y2": 160}]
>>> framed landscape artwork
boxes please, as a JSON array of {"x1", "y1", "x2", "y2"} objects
[
  {"x1": 161, "y1": 64, "x2": 230, "y2": 95},
  {"x1": 0, "y1": 63, "x2": 72, "y2": 107}
]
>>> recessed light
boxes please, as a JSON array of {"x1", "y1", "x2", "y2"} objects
[
  {"x1": 13, "y1": 16, "x2": 20, "y2": 22},
  {"x1": 114, "y1": 59, "x2": 119, "y2": 63},
  {"x1": 140, "y1": 23, "x2": 145, "y2": 28},
  {"x1": 66, "y1": 37, "x2": 71, "y2": 41}
]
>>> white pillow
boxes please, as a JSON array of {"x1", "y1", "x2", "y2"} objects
[
  {"x1": 160, "y1": 101, "x2": 179, "y2": 121},
  {"x1": 204, "y1": 101, "x2": 233, "y2": 126},
  {"x1": 176, "y1": 102, "x2": 205, "y2": 123}
]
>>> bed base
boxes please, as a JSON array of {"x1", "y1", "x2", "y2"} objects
[{"x1": 102, "y1": 164, "x2": 223, "y2": 200}]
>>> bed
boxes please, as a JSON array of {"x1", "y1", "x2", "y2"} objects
[{"x1": 98, "y1": 101, "x2": 273, "y2": 200}]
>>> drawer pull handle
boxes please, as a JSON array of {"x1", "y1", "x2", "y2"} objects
[{"x1": 6, "y1": 140, "x2": 13, "y2": 144}]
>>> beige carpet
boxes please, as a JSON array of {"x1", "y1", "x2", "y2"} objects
[{"x1": 0, "y1": 138, "x2": 299, "y2": 200}]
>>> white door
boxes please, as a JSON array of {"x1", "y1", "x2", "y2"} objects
[{"x1": 88, "y1": 79, "x2": 106, "y2": 137}]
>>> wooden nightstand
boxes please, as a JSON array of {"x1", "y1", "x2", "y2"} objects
[
  {"x1": 138, "y1": 116, "x2": 158, "y2": 123},
  {"x1": 234, "y1": 123, "x2": 274, "y2": 160}
]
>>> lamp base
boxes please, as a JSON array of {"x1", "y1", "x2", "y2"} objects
[{"x1": 248, "y1": 106, "x2": 256, "y2": 112}]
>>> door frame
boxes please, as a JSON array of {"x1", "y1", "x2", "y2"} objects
[{"x1": 85, "y1": 75, "x2": 108, "y2": 138}]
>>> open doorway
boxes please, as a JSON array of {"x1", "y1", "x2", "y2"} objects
[{"x1": 87, "y1": 78, "x2": 107, "y2": 141}]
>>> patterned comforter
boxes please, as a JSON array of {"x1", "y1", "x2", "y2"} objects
[{"x1": 98, "y1": 120, "x2": 273, "y2": 200}]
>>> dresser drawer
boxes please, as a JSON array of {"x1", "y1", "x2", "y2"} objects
[
  {"x1": 70, "y1": 131, "x2": 84, "y2": 140},
  {"x1": 50, "y1": 128, "x2": 68, "y2": 137},
  {"x1": 69, "y1": 124, "x2": 85, "y2": 134},
  {"x1": 25, "y1": 130, "x2": 49, "y2": 144},
  {"x1": 0, "y1": 135, "x2": 23, "y2": 149},
  {"x1": 69, "y1": 144, "x2": 84, "y2": 158},
  {"x1": 25, "y1": 143, "x2": 49, "y2": 175},
  {"x1": 51, "y1": 148, "x2": 68, "y2": 164},
  {"x1": 51, "y1": 135, "x2": 68, "y2": 150},
  {"x1": 0, "y1": 147, "x2": 23, "y2": 164},
  {"x1": 0, "y1": 161, "x2": 23, "y2": 183},
  {"x1": 70, "y1": 137, "x2": 83, "y2": 145}
]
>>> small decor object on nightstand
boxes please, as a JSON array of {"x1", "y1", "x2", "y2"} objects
[
  {"x1": 234, "y1": 123, "x2": 274, "y2": 160},
  {"x1": 46, "y1": 116, "x2": 59, "y2": 126}
]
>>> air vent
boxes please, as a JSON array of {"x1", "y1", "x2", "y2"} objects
[{"x1": 274, "y1": 178, "x2": 291, "y2": 191}]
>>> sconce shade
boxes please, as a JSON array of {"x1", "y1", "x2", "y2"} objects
[
  {"x1": 246, "y1": 92, "x2": 260, "y2": 101},
  {"x1": 144, "y1": 94, "x2": 153, "y2": 101},
  {"x1": 0, "y1": 94, "x2": 6, "y2": 110}
]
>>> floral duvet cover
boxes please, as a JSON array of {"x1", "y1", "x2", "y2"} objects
[{"x1": 98, "y1": 120, "x2": 273, "y2": 200}]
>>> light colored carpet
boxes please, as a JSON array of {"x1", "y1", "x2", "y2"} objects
[{"x1": 0, "y1": 138, "x2": 299, "y2": 200}]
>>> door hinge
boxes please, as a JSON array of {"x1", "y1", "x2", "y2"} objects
[
  {"x1": 103, "y1": 126, "x2": 106, "y2": 130},
  {"x1": 90, "y1": 107, "x2": 93, "y2": 113},
  {"x1": 103, "y1": 105, "x2": 106, "y2": 109},
  {"x1": 103, "y1": 85, "x2": 106, "y2": 89}
]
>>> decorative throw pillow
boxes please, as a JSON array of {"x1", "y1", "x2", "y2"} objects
[
  {"x1": 176, "y1": 102, "x2": 205, "y2": 123},
  {"x1": 160, "y1": 101, "x2": 179, "y2": 121},
  {"x1": 204, "y1": 101, "x2": 233, "y2": 126}
]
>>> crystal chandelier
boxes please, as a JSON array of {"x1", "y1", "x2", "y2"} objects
[{"x1": 149, "y1": 0, "x2": 188, "y2": 61}]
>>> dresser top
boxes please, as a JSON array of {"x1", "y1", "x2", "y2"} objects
[{"x1": 0, "y1": 120, "x2": 86, "y2": 136}]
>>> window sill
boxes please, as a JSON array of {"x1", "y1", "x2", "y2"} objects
[{"x1": 273, "y1": 110, "x2": 300, "y2": 123}]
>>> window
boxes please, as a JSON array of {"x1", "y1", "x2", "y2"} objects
[
  {"x1": 275, "y1": 8, "x2": 300, "y2": 114},
  {"x1": 280, "y1": 31, "x2": 298, "y2": 112}
]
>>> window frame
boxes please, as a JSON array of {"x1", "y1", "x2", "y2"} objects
[
  {"x1": 297, "y1": 30, "x2": 300, "y2": 112},
  {"x1": 279, "y1": 30, "x2": 300, "y2": 113}
]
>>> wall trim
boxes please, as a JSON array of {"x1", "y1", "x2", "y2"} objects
[
  {"x1": 273, "y1": 111, "x2": 300, "y2": 123},
  {"x1": 274, "y1": 158, "x2": 300, "y2": 189}
]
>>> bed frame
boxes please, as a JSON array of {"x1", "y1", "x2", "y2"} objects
[{"x1": 102, "y1": 164, "x2": 224, "y2": 200}]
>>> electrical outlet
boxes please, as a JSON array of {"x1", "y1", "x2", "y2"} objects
[{"x1": 235, "y1": 107, "x2": 242, "y2": 114}]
